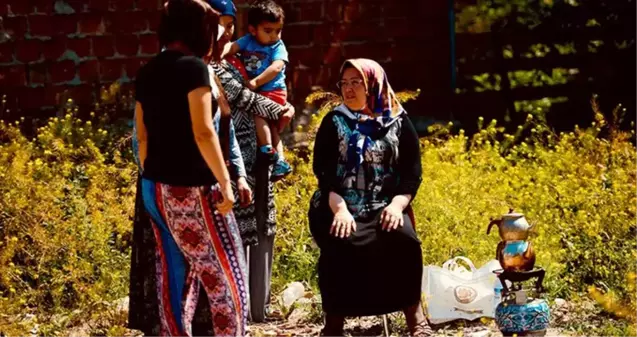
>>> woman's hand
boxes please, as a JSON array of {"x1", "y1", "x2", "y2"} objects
[
  {"x1": 236, "y1": 176, "x2": 252, "y2": 207},
  {"x1": 216, "y1": 181, "x2": 235, "y2": 215},
  {"x1": 330, "y1": 209, "x2": 356, "y2": 238},
  {"x1": 380, "y1": 202, "x2": 404, "y2": 231},
  {"x1": 278, "y1": 103, "x2": 295, "y2": 130}
]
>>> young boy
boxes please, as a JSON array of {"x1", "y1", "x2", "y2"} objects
[{"x1": 222, "y1": 0, "x2": 291, "y2": 181}]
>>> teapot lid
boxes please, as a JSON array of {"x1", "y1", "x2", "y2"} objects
[{"x1": 502, "y1": 212, "x2": 525, "y2": 219}]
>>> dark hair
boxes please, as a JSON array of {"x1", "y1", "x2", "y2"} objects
[
  {"x1": 158, "y1": 0, "x2": 222, "y2": 61},
  {"x1": 247, "y1": 0, "x2": 284, "y2": 27}
]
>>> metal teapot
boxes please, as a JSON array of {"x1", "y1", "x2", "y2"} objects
[
  {"x1": 487, "y1": 210, "x2": 533, "y2": 241},
  {"x1": 496, "y1": 240, "x2": 536, "y2": 272}
]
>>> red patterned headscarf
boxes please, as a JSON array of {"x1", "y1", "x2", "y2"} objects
[{"x1": 340, "y1": 58, "x2": 404, "y2": 123}]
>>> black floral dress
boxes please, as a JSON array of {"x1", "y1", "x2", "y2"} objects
[{"x1": 309, "y1": 105, "x2": 424, "y2": 317}]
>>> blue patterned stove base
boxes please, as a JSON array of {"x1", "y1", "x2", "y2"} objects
[{"x1": 495, "y1": 299, "x2": 550, "y2": 333}]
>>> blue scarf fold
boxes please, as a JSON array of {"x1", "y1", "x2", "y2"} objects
[{"x1": 334, "y1": 104, "x2": 403, "y2": 176}]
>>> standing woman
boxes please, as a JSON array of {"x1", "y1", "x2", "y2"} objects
[
  {"x1": 208, "y1": 0, "x2": 295, "y2": 322},
  {"x1": 134, "y1": 0, "x2": 248, "y2": 335}
]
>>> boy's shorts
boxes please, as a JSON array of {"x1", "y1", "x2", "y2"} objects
[{"x1": 260, "y1": 89, "x2": 287, "y2": 106}]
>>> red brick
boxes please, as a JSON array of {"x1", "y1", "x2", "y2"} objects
[
  {"x1": 105, "y1": 11, "x2": 147, "y2": 33},
  {"x1": 64, "y1": 0, "x2": 87, "y2": 13},
  {"x1": 92, "y1": 36, "x2": 114, "y2": 57},
  {"x1": 390, "y1": 39, "x2": 424, "y2": 63},
  {"x1": 28, "y1": 15, "x2": 51, "y2": 37},
  {"x1": 79, "y1": 13, "x2": 105, "y2": 34},
  {"x1": 312, "y1": 65, "x2": 333, "y2": 89},
  {"x1": 280, "y1": 4, "x2": 298, "y2": 22},
  {"x1": 0, "y1": 65, "x2": 26, "y2": 86},
  {"x1": 124, "y1": 57, "x2": 150, "y2": 79},
  {"x1": 110, "y1": 0, "x2": 136, "y2": 11},
  {"x1": 312, "y1": 23, "x2": 333, "y2": 46},
  {"x1": 100, "y1": 58, "x2": 124, "y2": 81},
  {"x1": 3, "y1": 16, "x2": 28, "y2": 40},
  {"x1": 115, "y1": 34, "x2": 138, "y2": 56},
  {"x1": 51, "y1": 14, "x2": 79, "y2": 35},
  {"x1": 78, "y1": 60, "x2": 100, "y2": 81},
  {"x1": 136, "y1": 0, "x2": 161, "y2": 11},
  {"x1": 0, "y1": 42, "x2": 15, "y2": 63},
  {"x1": 342, "y1": 1, "x2": 362, "y2": 23},
  {"x1": 147, "y1": 15, "x2": 160, "y2": 32},
  {"x1": 50, "y1": 60, "x2": 76, "y2": 83},
  {"x1": 288, "y1": 46, "x2": 323, "y2": 68},
  {"x1": 46, "y1": 84, "x2": 93, "y2": 106},
  {"x1": 358, "y1": 2, "x2": 383, "y2": 19},
  {"x1": 28, "y1": 62, "x2": 48, "y2": 85},
  {"x1": 385, "y1": 18, "x2": 418, "y2": 39},
  {"x1": 7, "y1": 0, "x2": 33, "y2": 15},
  {"x1": 297, "y1": 2, "x2": 324, "y2": 22},
  {"x1": 44, "y1": 85, "x2": 62, "y2": 106},
  {"x1": 324, "y1": 3, "x2": 342, "y2": 22},
  {"x1": 32, "y1": 0, "x2": 54, "y2": 14},
  {"x1": 283, "y1": 24, "x2": 311, "y2": 47},
  {"x1": 18, "y1": 87, "x2": 47, "y2": 110},
  {"x1": 383, "y1": 1, "x2": 424, "y2": 19},
  {"x1": 16, "y1": 39, "x2": 42, "y2": 62},
  {"x1": 67, "y1": 38, "x2": 92, "y2": 58},
  {"x1": 343, "y1": 42, "x2": 392, "y2": 61},
  {"x1": 321, "y1": 43, "x2": 342, "y2": 65},
  {"x1": 88, "y1": 0, "x2": 111, "y2": 11},
  {"x1": 42, "y1": 37, "x2": 67, "y2": 60},
  {"x1": 345, "y1": 20, "x2": 387, "y2": 42},
  {"x1": 139, "y1": 34, "x2": 159, "y2": 55}
]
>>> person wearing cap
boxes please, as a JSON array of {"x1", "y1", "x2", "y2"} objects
[{"x1": 207, "y1": 0, "x2": 296, "y2": 323}]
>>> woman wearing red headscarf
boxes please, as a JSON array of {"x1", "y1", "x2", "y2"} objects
[{"x1": 310, "y1": 59, "x2": 432, "y2": 336}]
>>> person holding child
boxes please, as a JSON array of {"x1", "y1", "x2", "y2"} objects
[
  {"x1": 210, "y1": 0, "x2": 296, "y2": 322},
  {"x1": 222, "y1": 0, "x2": 292, "y2": 181}
]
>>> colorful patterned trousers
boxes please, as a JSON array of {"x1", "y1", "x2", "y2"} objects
[{"x1": 141, "y1": 178, "x2": 248, "y2": 336}]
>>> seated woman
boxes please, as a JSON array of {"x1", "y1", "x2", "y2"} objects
[{"x1": 309, "y1": 58, "x2": 432, "y2": 336}]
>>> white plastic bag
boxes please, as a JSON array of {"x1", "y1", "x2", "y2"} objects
[{"x1": 422, "y1": 257, "x2": 502, "y2": 324}]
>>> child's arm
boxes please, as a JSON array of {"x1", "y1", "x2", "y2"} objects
[
  {"x1": 249, "y1": 42, "x2": 288, "y2": 90},
  {"x1": 248, "y1": 60, "x2": 285, "y2": 90},
  {"x1": 221, "y1": 41, "x2": 240, "y2": 60}
]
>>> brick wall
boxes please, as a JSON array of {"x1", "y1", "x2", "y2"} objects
[{"x1": 0, "y1": 0, "x2": 451, "y2": 120}]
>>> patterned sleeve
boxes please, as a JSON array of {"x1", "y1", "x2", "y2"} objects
[
  {"x1": 213, "y1": 111, "x2": 246, "y2": 178},
  {"x1": 211, "y1": 62, "x2": 284, "y2": 121}
]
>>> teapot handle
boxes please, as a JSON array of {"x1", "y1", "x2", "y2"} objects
[{"x1": 487, "y1": 219, "x2": 500, "y2": 235}]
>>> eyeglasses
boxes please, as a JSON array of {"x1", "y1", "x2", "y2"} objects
[{"x1": 336, "y1": 79, "x2": 364, "y2": 89}]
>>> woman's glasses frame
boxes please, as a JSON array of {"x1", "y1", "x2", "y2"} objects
[{"x1": 336, "y1": 78, "x2": 364, "y2": 90}]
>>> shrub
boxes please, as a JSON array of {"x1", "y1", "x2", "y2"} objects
[
  {"x1": 0, "y1": 94, "x2": 136, "y2": 335},
  {"x1": 0, "y1": 86, "x2": 634, "y2": 335},
  {"x1": 272, "y1": 92, "x2": 636, "y2": 334}
]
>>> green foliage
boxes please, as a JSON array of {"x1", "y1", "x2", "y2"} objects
[
  {"x1": 0, "y1": 87, "x2": 634, "y2": 335},
  {"x1": 0, "y1": 96, "x2": 136, "y2": 335},
  {"x1": 272, "y1": 91, "x2": 637, "y2": 335}
]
